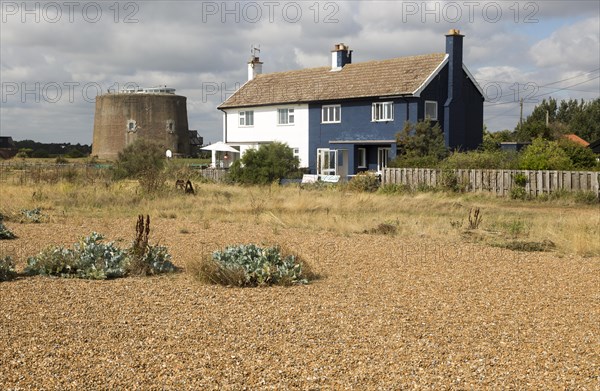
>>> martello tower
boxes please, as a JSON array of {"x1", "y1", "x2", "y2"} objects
[{"x1": 92, "y1": 87, "x2": 190, "y2": 160}]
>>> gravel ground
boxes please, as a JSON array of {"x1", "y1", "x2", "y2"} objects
[{"x1": 1, "y1": 218, "x2": 599, "y2": 390}]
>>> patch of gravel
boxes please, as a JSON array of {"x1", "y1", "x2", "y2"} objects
[{"x1": 1, "y1": 218, "x2": 599, "y2": 389}]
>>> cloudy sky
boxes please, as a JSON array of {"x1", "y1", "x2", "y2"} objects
[{"x1": 1, "y1": 0, "x2": 599, "y2": 144}]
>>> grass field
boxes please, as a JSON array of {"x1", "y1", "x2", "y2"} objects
[{"x1": 1, "y1": 176, "x2": 599, "y2": 389}]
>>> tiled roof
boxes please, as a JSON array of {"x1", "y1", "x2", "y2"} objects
[
  {"x1": 218, "y1": 53, "x2": 447, "y2": 109},
  {"x1": 562, "y1": 134, "x2": 589, "y2": 147}
]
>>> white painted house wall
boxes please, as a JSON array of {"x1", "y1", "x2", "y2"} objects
[{"x1": 223, "y1": 104, "x2": 310, "y2": 167}]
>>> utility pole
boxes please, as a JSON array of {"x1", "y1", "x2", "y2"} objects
[
  {"x1": 546, "y1": 110, "x2": 549, "y2": 127},
  {"x1": 519, "y1": 98, "x2": 524, "y2": 128}
]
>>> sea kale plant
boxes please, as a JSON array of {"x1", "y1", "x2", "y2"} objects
[
  {"x1": 26, "y1": 216, "x2": 175, "y2": 280},
  {"x1": 197, "y1": 244, "x2": 314, "y2": 287}
]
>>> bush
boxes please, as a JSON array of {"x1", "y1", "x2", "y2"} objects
[
  {"x1": 0, "y1": 221, "x2": 16, "y2": 239},
  {"x1": 113, "y1": 139, "x2": 166, "y2": 192},
  {"x1": 396, "y1": 119, "x2": 448, "y2": 161},
  {"x1": 25, "y1": 224, "x2": 175, "y2": 280},
  {"x1": 25, "y1": 233, "x2": 129, "y2": 279},
  {"x1": 347, "y1": 172, "x2": 380, "y2": 192},
  {"x1": 520, "y1": 138, "x2": 573, "y2": 170},
  {"x1": 0, "y1": 256, "x2": 17, "y2": 281},
  {"x1": 55, "y1": 155, "x2": 68, "y2": 164},
  {"x1": 441, "y1": 150, "x2": 520, "y2": 169},
  {"x1": 510, "y1": 173, "x2": 528, "y2": 200},
  {"x1": 31, "y1": 149, "x2": 49, "y2": 158},
  {"x1": 21, "y1": 208, "x2": 44, "y2": 223},
  {"x1": 127, "y1": 215, "x2": 175, "y2": 276},
  {"x1": 196, "y1": 244, "x2": 314, "y2": 287},
  {"x1": 558, "y1": 140, "x2": 598, "y2": 170},
  {"x1": 228, "y1": 142, "x2": 300, "y2": 185}
]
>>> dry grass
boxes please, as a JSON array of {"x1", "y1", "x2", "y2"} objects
[{"x1": 1, "y1": 178, "x2": 598, "y2": 256}]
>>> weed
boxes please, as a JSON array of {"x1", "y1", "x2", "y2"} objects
[
  {"x1": 467, "y1": 207, "x2": 483, "y2": 230},
  {"x1": 365, "y1": 222, "x2": 398, "y2": 235},
  {"x1": 493, "y1": 239, "x2": 556, "y2": 252},
  {"x1": 128, "y1": 215, "x2": 176, "y2": 276}
]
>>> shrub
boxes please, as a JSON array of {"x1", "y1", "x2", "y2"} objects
[
  {"x1": 25, "y1": 233, "x2": 128, "y2": 279},
  {"x1": 0, "y1": 221, "x2": 16, "y2": 239},
  {"x1": 0, "y1": 256, "x2": 17, "y2": 281},
  {"x1": 228, "y1": 142, "x2": 300, "y2": 185},
  {"x1": 377, "y1": 183, "x2": 411, "y2": 195},
  {"x1": 510, "y1": 173, "x2": 528, "y2": 200},
  {"x1": 520, "y1": 138, "x2": 573, "y2": 170},
  {"x1": 113, "y1": 139, "x2": 166, "y2": 192},
  {"x1": 441, "y1": 150, "x2": 520, "y2": 169},
  {"x1": 347, "y1": 172, "x2": 380, "y2": 192},
  {"x1": 21, "y1": 208, "x2": 44, "y2": 223},
  {"x1": 55, "y1": 156, "x2": 68, "y2": 164},
  {"x1": 196, "y1": 244, "x2": 314, "y2": 287},
  {"x1": 396, "y1": 119, "x2": 448, "y2": 161},
  {"x1": 558, "y1": 140, "x2": 597, "y2": 170}
]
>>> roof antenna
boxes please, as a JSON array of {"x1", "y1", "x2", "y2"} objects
[{"x1": 250, "y1": 44, "x2": 261, "y2": 60}]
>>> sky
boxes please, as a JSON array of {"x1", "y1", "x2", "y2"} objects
[{"x1": 1, "y1": 0, "x2": 599, "y2": 145}]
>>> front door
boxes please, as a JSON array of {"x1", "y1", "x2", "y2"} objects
[{"x1": 377, "y1": 147, "x2": 391, "y2": 172}]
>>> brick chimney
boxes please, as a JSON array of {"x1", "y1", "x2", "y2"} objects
[{"x1": 331, "y1": 43, "x2": 352, "y2": 71}]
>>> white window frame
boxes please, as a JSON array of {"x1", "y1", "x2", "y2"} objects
[
  {"x1": 292, "y1": 148, "x2": 300, "y2": 158},
  {"x1": 239, "y1": 110, "x2": 254, "y2": 127},
  {"x1": 321, "y1": 105, "x2": 341, "y2": 124},
  {"x1": 424, "y1": 101, "x2": 438, "y2": 121},
  {"x1": 372, "y1": 102, "x2": 394, "y2": 122},
  {"x1": 357, "y1": 147, "x2": 367, "y2": 168},
  {"x1": 317, "y1": 148, "x2": 337, "y2": 176},
  {"x1": 277, "y1": 108, "x2": 295, "y2": 125}
]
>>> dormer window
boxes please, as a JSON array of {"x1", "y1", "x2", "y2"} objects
[{"x1": 372, "y1": 102, "x2": 393, "y2": 122}]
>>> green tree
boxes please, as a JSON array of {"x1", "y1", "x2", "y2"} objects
[
  {"x1": 481, "y1": 128, "x2": 515, "y2": 151},
  {"x1": 228, "y1": 142, "x2": 300, "y2": 184},
  {"x1": 392, "y1": 120, "x2": 448, "y2": 167},
  {"x1": 569, "y1": 98, "x2": 600, "y2": 142},
  {"x1": 519, "y1": 138, "x2": 572, "y2": 170},
  {"x1": 558, "y1": 140, "x2": 598, "y2": 170}
]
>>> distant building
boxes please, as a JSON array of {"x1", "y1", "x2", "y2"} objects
[
  {"x1": 500, "y1": 142, "x2": 531, "y2": 152},
  {"x1": 0, "y1": 136, "x2": 17, "y2": 159},
  {"x1": 92, "y1": 87, "x2": 192, "y2": 160}
]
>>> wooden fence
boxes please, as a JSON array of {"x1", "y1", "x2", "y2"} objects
[{"x1": 382, "y1": 168, "x2": 600, "y2": 198}]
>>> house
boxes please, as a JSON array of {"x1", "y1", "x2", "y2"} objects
[
  {"x1": 589, "y1": 139, "x2": 600, "y2": 155},
  {"x1": 217, "y1": 30, "x2": 484, "y2": 176},
  {"x1": 0, "y1": 136, "x2": 17, "y2": 159}
]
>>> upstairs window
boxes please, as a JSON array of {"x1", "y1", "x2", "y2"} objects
[
  {"x1": 321, "y1": 105, "x2": 341, "y2": 123},
  {"x1": 278, "y1": 108, "x2": 295, "y2": 125},
  {"x1": 239, "y1": 110, "x2": 254, "y2": 126},
  {"x1": 425, "y1": 101, "x2": 438, "y2": 121},
  {"x1": 372, "y1": 102, "x2": 393, "y2": 121}
]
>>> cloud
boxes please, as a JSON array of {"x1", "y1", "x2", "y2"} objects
[{"x1": 1, "y1": 1, "x2": 599, "y2": 142}]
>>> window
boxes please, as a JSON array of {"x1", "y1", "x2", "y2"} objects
[
  {"x1": 425, "y1": 101, "x2": 438, "y2": 120},
  {"x1": 292, "y1": 148, "x2": 300, "y2": 158},
  {"x1": 277, "y1": 108, "x2": 295, "y2": 125},
  {"x1": 239, "y1": 110, "x2": 254, "y2": 126},
  {"x1": 126, "y1": 119, "x2": 137, "y2": 133},
  {"x1": 321, "y1": 105, "x2": 341, "y2": 123},
  {"x1": 357, "y1": 148, "x2": 367, "y2": 168},
  {"x1": 372, "y1": 102, "x2": 393, "y2": 121}
]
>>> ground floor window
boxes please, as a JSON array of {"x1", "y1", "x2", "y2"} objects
[
  {"x1": 357, "y1": 147, "x2": 367, "y2": 168},
  {"x1": 317, "y1": 148, "x2": 337, "y2": 175}
]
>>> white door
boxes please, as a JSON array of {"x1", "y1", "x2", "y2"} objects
[
  {"x1": 377, "y1": 148, "x2": 391, "y2": 172},
  {"x1": 317, "y1": 148, "x2": 337, "y2": 175}
]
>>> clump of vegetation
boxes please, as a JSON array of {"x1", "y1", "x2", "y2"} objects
[
  {"x1": 467, "y1": 207, "x2": 483, "y2": 230},
  {"x1": 391, "y1": 119, "x2": 448, "y2": 168},
  {"x1": 228, "y1": 142, "x2": 300, "y2": 185},
  {"x1": 519, "y1": 138, "x2": 573, "y2": 170},
  {"x1": 377, "y1": 183, "x2": 411, "y2": 195},
  {"x1": 112, "y1": 139, "x2": 166, "y2": 193},
  {"x1": 128, "y1": 215, "x2": 175, "y2": 276},
  {"x1": 25, "y1": 233, "x2": 129, "y2": 279},
  {"x1": 0, "y1": 220, "x2": 16, "y2": 240},
  {"x1": 364, "y1": 222, "x2": 398, "y2": 235},
  {"x1": 194, "y1": 244, "x2": 314, "y2": 287},
  {"x1": 441, "y1": 150, "x2": 520, "y2": 170},
  {"x1": 347, "y1": 172, "x2": 380, "y2": 192},
  {"x1": 20, "y1": 208, "x2": 44, "y2": 223},
  {"x1": 25, "y1": 216, "x2": 175, "y2": 280},
  {"x1": 0, "y1": 256, "x2": 17, "y2": 281},
  {"x1": 510, "y1": 173, "x2": 528, "y2": 200},
  {"x1": 493, "y1": 239, "x2": 556, "y2": 252}
]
